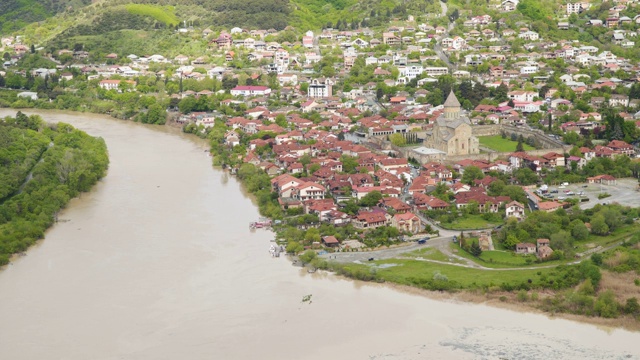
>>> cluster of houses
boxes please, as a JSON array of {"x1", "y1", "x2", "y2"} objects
[
  {"x1": 4, "y1": 0, "x2": 640, "y2": 256},
  {"x1": 515, "y1": 238, "x2": 554, "y2": 259}
]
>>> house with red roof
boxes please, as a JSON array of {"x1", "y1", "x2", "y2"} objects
[
  {"x1": 353, "y1": 211, "x2": 390, "y2": 229},
  {"x1": 587, "y1": 174, "x2": 617, "y2": 185},
  {"x1": 230, "y1": 85, "x2": 272, "y2": 96},
  {"x1": 304, "y1": 199, "x2": 337, "y2": 220},
  {"x1": 412, "y1": 193, "x2": 449, "y2": 210},
  {"x1": 380, "y1": 197, "x2": 411, "y2": 214},
  {"x1": 537, "y1": 201, "x2": 564, "y2": 213},
  {"x1": 271, "y1": 174, "x2": 305, "y2": 197},
  {"x1": 505, "y1": 201, "x2": 525, "y2": 221},
  {"x1": 292, "y1": 182, "x2": 326, "y2": 201},
  {"x1": 594, "y1": 145, "x2": 615, "y2": 158},
  {"x1": 322, "y1": 235, "x2": 340, "y2": 247},
  {"x1": 607, "y1": 140, "x2": 635, "y2": 156},
  {"x1": 515, "y1": 243, "x2": 536, "y2": 254},
  {"x1": 391, "y1": 212, "x2": 422, "y2": 233},
  {"x1": 454, "y1": 188, "x2": 510, "y2": 213}
]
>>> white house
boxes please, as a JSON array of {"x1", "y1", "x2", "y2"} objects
[
  {"x1": 505, "y1": 201, "x2": 525, "y2": 221},
  {"x1": 508, "y1": 90, "x2": 537, "y2": 102},
  {"x1": 518, "y1": 31, "x2": 539, "y2": 41}
]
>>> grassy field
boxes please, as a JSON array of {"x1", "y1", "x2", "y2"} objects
[
  {"x1": 343, "y1": 259, "x2": 554, "y2": 288},
  {"x1": 125, "y1": 4, "x2": 179, "y2": 27},
  {"x1": 442, "y1": 214, "x2": 502, "y2": 230},
  {"x1": 574, "y1": 223, "x2": 640, "y2": 253},
  {"x1": 479, "y1": 135, "x2": 535, "y2": 152},
  {"x1": 449, "y1": 244, "x2": 569, "y2": 268},
  {"x1": 405, "y1": 248, "x2": 466, "y2": 264}
]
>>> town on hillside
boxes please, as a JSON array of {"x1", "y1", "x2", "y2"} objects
[{"x1": 3, "y1": 0, "x2": 640, "y2": 261}]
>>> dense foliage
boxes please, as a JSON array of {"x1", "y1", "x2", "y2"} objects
[
  {"x1": 0, "y1": 112, "x2": 109, "y2": 266},
  {"x1": 0, "y1": 0, "x2": 90, "y2": 33}
]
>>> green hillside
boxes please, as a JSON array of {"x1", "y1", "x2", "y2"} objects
[{"x1": 0, "y1": 0, "x2": 91, "y2": 33}]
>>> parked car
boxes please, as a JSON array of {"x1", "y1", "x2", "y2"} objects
[
  {"x1": 559, "y1": 185, "x2": 566, "y2": 189},
  {"x1": 561, "y1": 182, "x2": 569, "y2": 186},
  {"x1": 551, "y1": 189, "x2": 559, "y2": 193}
]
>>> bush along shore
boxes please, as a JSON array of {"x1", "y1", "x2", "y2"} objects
[
  {"x1": 0, "y1": 111, "x2": 109, "y2": 266},
  {"x1": 202, "y1": 118, "x2": 640, "y2": 329}
]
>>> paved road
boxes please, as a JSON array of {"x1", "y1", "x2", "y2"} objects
[
  {"x1": 319, "y1": 236, "x2": 456, "y2": 263},
  {"x1": 435, "y1": 1, "x2": 455, "y2": 70},
  {"x1": 321, "y1": 230, "x2": 631, "y2": 271}
]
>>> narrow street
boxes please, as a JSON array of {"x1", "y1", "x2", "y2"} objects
[{"x1": 434, "y1": 0, "x2": 455, "y2": 70}]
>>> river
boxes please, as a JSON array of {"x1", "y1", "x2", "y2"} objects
[{"x1": 0, "y1": 110, "x2": 638, "y2": 360}]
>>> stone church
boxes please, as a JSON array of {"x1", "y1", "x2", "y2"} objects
[{"x1": 423, "y1": 91, "x2": 479, "y2": 156}]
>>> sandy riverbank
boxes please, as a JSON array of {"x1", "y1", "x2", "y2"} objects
[{"x1": 345, "y1": 275, "x2": 640, "y2": 332}]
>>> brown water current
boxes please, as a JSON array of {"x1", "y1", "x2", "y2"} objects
[{"x1": 0, "y1": 110, "x2": 639, "y2": 359}]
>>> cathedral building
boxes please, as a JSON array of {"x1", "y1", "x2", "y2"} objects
[{"x1": 423, "y1": 91, "x2": 479, "y2": 156}]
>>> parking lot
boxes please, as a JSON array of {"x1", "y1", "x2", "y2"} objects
[{"x1": 541, "y1": 178, "x2": 640, "y2": 209}]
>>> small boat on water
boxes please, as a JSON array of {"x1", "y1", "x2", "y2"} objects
[
  {"x1": 250, "y1": 217, "x2": 272, "y2": 229},
  {"x1": 269, "y1": 244, "x2": 282, "y2": 257}
]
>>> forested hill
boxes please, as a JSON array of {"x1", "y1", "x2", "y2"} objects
[
  {"x1": 0, "y1": 113, "x2": 109, "y2": 266},
  {"x1": 5, "y1": 0, "x2": 442, "y2": 40},
  {"x1": 0, "y1": 0, "x2": 91, "y2": 33}
]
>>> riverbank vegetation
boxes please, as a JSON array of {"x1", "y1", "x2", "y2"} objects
[
  {"x1": 320, "y1": 245, "x2": 640, "y2": 324},
  {"x1": 0, "y1": 112, "x2": 109, "y2": 266}
]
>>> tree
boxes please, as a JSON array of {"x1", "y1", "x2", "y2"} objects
[
  {"x1": 516, "y1": 137, "x2": 524, "y2": 152},
  {"x1": 493, "y1": 83, "x2": 509, "y2": 102},
  {"x1": 340, "y1": 155, "x2": 359, "y2": 173},
  {"x1": 221, "y1": 75, "x2": 238, "y2": 90},
  {"x1": 145, "y1": 103, "x2": 166, "y2": 125},
  {"x1": 178, "y1": 96, "x2": 196, "y2": 114},
  {"x1": 571, "y1": 221, "x2": 589, "y2": 241},
  {"x1": 461, "y1": 165, "x2": 484, "y2": 185},
  {"x1": 470, "y1": 241, "x2": 482, "y2": 257},
  {"x1": 308, "y1": 163, "x2": 321, "y2": 174},
  {"x1": 594, "y1": 290, "x2": 619, "y2": 318},
  {"x1": 299, "y1": 250, "x2": 317, "y2": 264},
  {"x1": 299, "y1": 154, "x2": 312, "y2": 166},
  {"x1": 389, "y1": 133, "x2": 406, "y2": 146},
  {"x1": 503, "y1": 234, "x2": 519, "y2": 250},
  {"x1": 359, "y1": 191, "x2": 383, "y2": 207},
  {"x1": 590, "y1": 214, "x2": 609, "y2": 235},
  {"x1": 514, "y1": 168, "x2": 538, "y2": 185},
  {"x1": 625, "y1": 297, "x2": 640, "y2": 317},
  {"x1": 550, "y1": 231, "x2": 572, "y2": 253}
]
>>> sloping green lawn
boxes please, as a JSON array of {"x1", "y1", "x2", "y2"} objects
[
  {"x1": 344, "y1": 259, "x2": 554, "y2": 288},
  {"x1": 479, "y1": 135, "x2": 535, "y2": 152},
  {"x1": 442, "y1": 214, "x2": 502, "y2": 230}
]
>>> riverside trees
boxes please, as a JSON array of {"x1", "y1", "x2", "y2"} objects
[{"x1": 0, "y1": 113, "x2": 109, "y2": 265}]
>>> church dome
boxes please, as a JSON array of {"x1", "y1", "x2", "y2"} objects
[{"x1": 443, "y1": 90, "x2": 461, "y2": 119}]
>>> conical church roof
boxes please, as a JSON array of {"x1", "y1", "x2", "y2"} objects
[{"x1": 444, "y1": 90, "x2": 461, "y2": 108}]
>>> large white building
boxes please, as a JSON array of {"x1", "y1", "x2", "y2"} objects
[
  {"x1": 307, "y1": 78, "x2": 334, "y2": 98},
  {"x1": 398, "y1": 65, "x2": 424, "y2": 80},
  {"x1": 566, "y1": 2, "x2": 591, "y2": 15},
  {"x1": 230, "y1": 86, "x2": 272, "y2": 97}
]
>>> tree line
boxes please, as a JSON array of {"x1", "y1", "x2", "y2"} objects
[{"x1": 0, "y1": 112, "x2": 109, "y2": 266}]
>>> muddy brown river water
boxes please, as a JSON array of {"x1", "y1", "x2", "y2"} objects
[{"x1": 0, "y1": 110, "x2": 638, "y2": 359}]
